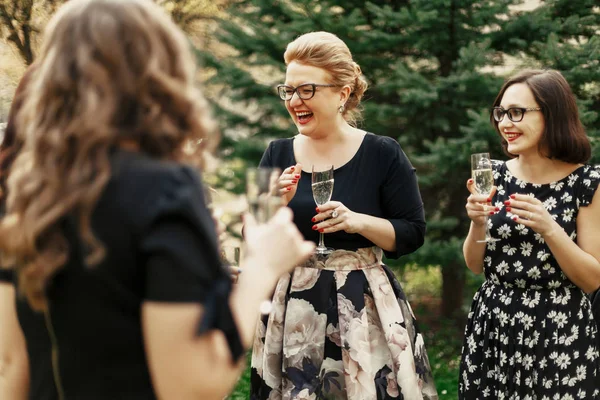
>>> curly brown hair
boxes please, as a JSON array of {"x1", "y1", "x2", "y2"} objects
[{"x1": 0, "y1": 0, "x2": 215, "y2": 310}]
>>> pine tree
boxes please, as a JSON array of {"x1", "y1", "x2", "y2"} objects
[
  {"x1": 496, "y1": 0, "x2": 600, "y2": 161},
  {"x1": 198, "y1": 0, "x2": 598, "y2": 321}
]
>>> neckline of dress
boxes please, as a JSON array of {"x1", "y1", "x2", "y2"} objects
[
  {"x1": 501, "y1": 160, "x2": 585, "y2": 187},
  {"x1": 292, "y1": 132, "x2": 371, "y2": 174}
]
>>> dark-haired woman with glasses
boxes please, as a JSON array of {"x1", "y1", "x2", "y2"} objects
[
  {"x1": 460, "y1": 69, "x2": 600, "y2": 398},
  {"x1": 250, "y1": 31, "x2": 438, "y2": 399}
]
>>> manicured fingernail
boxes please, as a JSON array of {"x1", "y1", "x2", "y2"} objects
[
  {"x1": 512, "y1": 216, "x2": 518, "y2": 221},
  {"x1": 510, "y1": 194, "x2": 515, "y2": 199},
  {"x1": 495, "y1": 207, "x2": 500, "y2": 211},
  {"x1": 294, "y1": 174, "x2": 300, "y2": 179},
  {"x1": 311, "y1": 217, "x2": 316, "y2": 222},
  {"x1": 489, "y1": 211, "x2": 495, "y2": 215},
  {"x1": 318, "y1": 228, "x2": 324, "y2": 233},
  {"x1": 468, "y1": 179, "x2": 473, "y2": 183},
  {"x1": 487, "y1": 198, "x2": 492, "y2": 203},
  {"x1": 290, "y1": 167, "x2": 295, "y2": 171},
  {"x1": 292, "y1": 180, "x2": 297, "y2": 184},
  {"x1": 287, "y1": 187, "x2": 292, "y2": 191},
  {"x1": 504, "y1": 201, "x2": 510, "y2": 205},
  {"x1": 316, "y1": 207, "x2": 320, "y2": 212},
  {"x1": 506, "y1": 207, "x2": 511, "y2": 212},
  {"x1": 312, "y1": 225, "x2": 318, "y2": 230}
]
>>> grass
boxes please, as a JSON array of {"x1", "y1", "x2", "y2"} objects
[{"x1": 227, "y1": 265, "x2": 468, "y2": 399}]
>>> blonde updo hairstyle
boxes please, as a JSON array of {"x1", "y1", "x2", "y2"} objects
[
  {"x1": 283, "y1": 32, "x2": 368, "y2": 127},
  {"x1": 0, "y1": 0, "x2": 215, "y2": 310}
]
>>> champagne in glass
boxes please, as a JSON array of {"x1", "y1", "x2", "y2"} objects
[
  {"x1": 311, "y1": 165, "x2": 334, "y2": 255},
  {"x1": 471, "y1": 153, "x2": 497, "y2": 243}
]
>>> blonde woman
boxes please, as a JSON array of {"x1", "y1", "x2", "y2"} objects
[
  {"x1": 250, "y1": 32, "x2": 438, "y2": 399},
  {"x1": 0, "y1": 1, "x2": 313, "y2": 399}
]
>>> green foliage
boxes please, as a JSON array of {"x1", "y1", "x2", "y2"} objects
[{"x1": 199, "y1": 0, "x2": 600, "y2": 320}]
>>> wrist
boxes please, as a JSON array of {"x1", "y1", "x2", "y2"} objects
[
  {"x1": 240, "y1": 255, "x2": 281, "y2": 287},
  {"x1": 355, "y1": 212, "x2": 368, "y2": 233},
  {"x1": 542, "y1": 221, "x2": 563, "y2": 241}
]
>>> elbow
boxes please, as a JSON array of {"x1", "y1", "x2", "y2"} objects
[
  {"x1": 0, "y1": 351, "x2": 29, "y2": 398},
  {"x1": 463, "y1": 256, "x2": 484, "y2": 275}
]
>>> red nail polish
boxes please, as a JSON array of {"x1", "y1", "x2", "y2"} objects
[
  {"x1": 489, "y1": 211, "x2": 495, "y2": 215},
  {"x1": 312, "y1": 225, "x2": 318, "y2": 230},
  {"x1": 316, "y1": 207, "x2": 320, "y2": 212},
  {"x1": 510, "y1": 194, "x2": 515, "y2": 199},
  {"x1": 487, "y1": 198, "x2": 492, "y2": 203},
  {"x1": 287, "y1": 187, "x2": 292, "y2": 191},
  {"x1": 290, "y1": 167, "x2": 295, "y2": 171},
  {"x1": 504, "y1": 201, "x2": 510, "y2": 205},
  {"x1": 468, "y1": 179, "x2": 473, "y2": 183},
  {"x1": 506, "y1": 207, "x2": 511, "y2": 212},
  {"x1": 319, "y1": 228, "x2": 324, "y2": 233},
  {"x1": 292, "y1": 180, "x2": 297, "y2": 184},
  {"x1": 311, "y1": 217, "x2": 316, "y2": 222},
  {"x1": 294, "y1": 174, "x2": 300, "y2": 179},
  {"x1": 495, "y1": 207, "x2": 500, "y2": 211},
  {"x1": 512, "y1": 216, "x2": 518, "y2": 221}
]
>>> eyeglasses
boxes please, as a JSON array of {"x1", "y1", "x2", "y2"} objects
[
  {"x1": 276, "y1": 83, "x2": 337, "y2": 101},
  {"x1": 492, "y1": 106, "x2": 541, "y2": 123}
]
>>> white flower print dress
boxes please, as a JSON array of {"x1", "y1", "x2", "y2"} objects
[{"x1": 459, "y1": 161, "x2": 600, "y2": 399}]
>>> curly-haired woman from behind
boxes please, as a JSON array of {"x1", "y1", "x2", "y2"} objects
[{"x1": 0, "y1": 1, "x2": 314, "y2": 399}]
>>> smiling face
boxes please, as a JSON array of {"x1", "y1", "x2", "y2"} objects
[
  {"x1": 497, "y1": 83, "x2": 545, "y2": 157},
  {"x1": 283, "y1": 61, "x2": 347, "y2": 139}
]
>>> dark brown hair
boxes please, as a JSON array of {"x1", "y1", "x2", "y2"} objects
[
  {"x1": 0, "y1": 0, "x2": 215, "y2": 310},
  {"x1": 491, "y1": 69, "x2": 590, "y2": 163}
]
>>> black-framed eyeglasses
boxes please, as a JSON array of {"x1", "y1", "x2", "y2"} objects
[
  {"x1": 492, "y1": 106, "x2": 542, "y2": 123},
  {"x1": 276, "y1": 83, "x2": 337, "y2": 101}
]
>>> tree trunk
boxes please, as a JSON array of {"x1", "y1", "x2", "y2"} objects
[{"x1": 441, "y1": 261, "x2": 466, "y2": 326}]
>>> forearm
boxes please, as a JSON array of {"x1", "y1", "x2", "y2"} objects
[
  {"x1": 356, "y1": 214, "x2": 397, "y2": 252},
  {"x1": 463, "y1": 222, "x2": 487, "y2": 274},
  {"x1": 229, "y1": 257, "x2": 280, "y2": 348},
  {"x1": 0, "y1": 357, "x2": 29, "y2": 400},
  {"x1": 0, "y1": 284, "x2": 29, "y2": 400},
  {"x1": 544, "y1": 224, "x2": 600, "y2": 293}
]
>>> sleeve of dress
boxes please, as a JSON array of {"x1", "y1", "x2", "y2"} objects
[
  {"x1": 579, "y1": 164, "x2": 600, "y2": 207},
  {"x1": 258, "y1": 141, "x2": 275, "y2": 168},
  {"x1": 0, "y1": 269, "x2": 14, "y2": 283},
  {"x1": 139, "y1": 165, "x2": 243, "y2": 361},
  {"x1": 379, "y1": 137, "x2": 426, "y2": 259}
]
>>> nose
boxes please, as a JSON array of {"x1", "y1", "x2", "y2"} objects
[
  {"x1": 289, "y1": 91, "x2": 303, "y2": 108},
  {"x1": 497, "y1": 114, "x2": 514, "y2": 132}
]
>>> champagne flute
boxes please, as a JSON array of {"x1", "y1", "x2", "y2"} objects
[
  {"x1": 246, "y1": 167, "x2": 283, "y2": 223},
  {"x1": 471, "y1": 153, "x2": 497, "y2": 243},
  {"x1": 311, "y1": 165, "x2": 334, "y2": 255}
]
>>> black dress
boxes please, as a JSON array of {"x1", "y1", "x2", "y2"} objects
[
  {"x1": 0, "y1": 150, "x2": 237, "y2": 400},
  {"x1": 250, "y1": 133, "x2": 438, "y2": 399},
  {"x1": 459, "y1": 160, "x2": 600, "y2": 399}
]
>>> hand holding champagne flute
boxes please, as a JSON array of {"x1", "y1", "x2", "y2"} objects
[
  {"x1": 471, "y1": 153, "x2": 497, "y2": 243},
  {"x1": 311, "y1": 165, "x2": 334, "y2": 254}
]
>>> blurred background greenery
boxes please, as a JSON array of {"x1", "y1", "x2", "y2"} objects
[{"x1": 1, "y1": 0, "x2": 598, "y2": 398}]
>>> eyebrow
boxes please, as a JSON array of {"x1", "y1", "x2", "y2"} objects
[
  {"x1": 283, "y1": 82, "x2": 315, "y2": 87},
  {"x1": 499, "y1": 104, "x2": 525, "y2": 108}
]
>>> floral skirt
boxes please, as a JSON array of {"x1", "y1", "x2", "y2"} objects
[{"x1": 250, "y1": 247, "x2": 438, "y2": 400}]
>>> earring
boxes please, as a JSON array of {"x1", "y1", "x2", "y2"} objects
[{"x1": 338, "y1": 105, "x2": 345, "y2": 113}]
